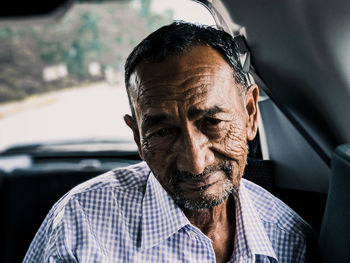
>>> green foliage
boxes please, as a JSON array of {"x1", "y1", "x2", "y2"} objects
[
  {"x1": 39, "y1": 42, "x2": 66, "y2": 63},
  {"x1": 139, "y1": 0, "x2": 151, "y2": 17},
  {"x1": 0, "y1": 28, "x2": 14, "y2": 39},
  {"x1": 0, "y1": 84, "x2": 25, "y2": 103},
  {"x1": 37, "y1": 11, "x2": 101, "y2": 77},
  {"x1": 0, "y1": 0, "x2": 174, "y2": 104}
]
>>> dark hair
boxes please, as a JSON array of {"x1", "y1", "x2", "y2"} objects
[{"x1": 124, "y1": 21, "x2": 248, "y2": 117}]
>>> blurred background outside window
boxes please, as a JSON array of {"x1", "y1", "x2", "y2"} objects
[{"x1": 0, "y1": 0, "x2": 215, "y2": 151}]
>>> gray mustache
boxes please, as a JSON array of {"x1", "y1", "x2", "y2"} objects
[{"x1": 175, "y1": 162, "x2": 232, "y2": 182}]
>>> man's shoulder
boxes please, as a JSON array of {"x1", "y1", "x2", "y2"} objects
[
  {"x1": 71, "y1": 161, "x2": 149, "y2": 193},
  {"x1": 23, "y1": 162, "x2": 150, "y2": 262},
  {"x1": 242, "y1": 178, "x2": 314, "y2": 238},
  {"x1": 72, "y1": 160, "x2": 147, "y2": 192},
  {"x1": 50, "y1": 161, "x2": 150, "y2": 218}
]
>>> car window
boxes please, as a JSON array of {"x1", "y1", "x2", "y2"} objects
[{"x1": 0, "y1": 0, "x2": 215, "y2": 152}]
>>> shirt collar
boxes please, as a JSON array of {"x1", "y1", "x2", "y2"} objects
[
  {"x1": 140, "y1": 171, "x2": 278, "y2": 261},
  {"x1": 140, "y1": 172, "x2": 190, "y2": 250},
  {"x1": 232, "y1": 179, "x2": 278, "y2": 262}
]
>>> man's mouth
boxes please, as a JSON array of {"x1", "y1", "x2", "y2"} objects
[{"x1": 178, "y1": 171, "x2": 223, "y2": 191}]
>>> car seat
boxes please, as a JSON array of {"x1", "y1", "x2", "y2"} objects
[{"x1": 319, "y1": 144, "x2": 350, "y2": 262}]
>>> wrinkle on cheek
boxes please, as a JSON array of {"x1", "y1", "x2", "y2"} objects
[
  {"x1": 141, "y1": 137, "x2": 155, "y2": 159},
  {"x1": 141, "y1": 137, "x2": 175, "y2": 181},
  {"x1": 141, "y1": 137, "x2": 173, "y2": 165},
  {"x1": 216, "y1": 119, "x2": 248, "y2": 187},
  {"x1": 214, "y1": 116, "x2": 247, "y2": 159},
  {"x1": 223, "y1": 124, "x2": 247, "y2": 155}
]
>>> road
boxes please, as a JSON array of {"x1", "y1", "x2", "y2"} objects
[{"x1": 0, "y1": 82, "x2": 133, "y2": 151}]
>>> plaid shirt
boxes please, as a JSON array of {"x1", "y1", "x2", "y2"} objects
[{"x1": 23, "y1": 162, "x2": 315, "y2": 263}]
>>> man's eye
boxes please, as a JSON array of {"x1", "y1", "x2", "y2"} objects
[
  {"x1": 155, "y1": 128, "x2": 169, "y2": 137},
  {"x1": 205, "y1": 118, "x2": 222, "y2": 126},
  {"x1": 147, "y1": 127, "x2": 175, "y2": 139}
]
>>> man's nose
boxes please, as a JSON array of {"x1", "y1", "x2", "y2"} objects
[{"x1": 176, "y1": 130, "x2": 214, "y2": 175}]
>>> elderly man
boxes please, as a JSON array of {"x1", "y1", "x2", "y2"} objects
[{"x1": 24, "y1": 22, "x2": 316, "y2": 263}]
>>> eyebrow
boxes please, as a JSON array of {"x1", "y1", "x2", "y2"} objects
[
  {"x1": 141, "y1": 106, "x2": 225, "y2": 130},
  {"x1": 187, "y1": 106, "x2": 224, "y2": 120},
  {"x1": 141, "y1": 114, "x2": 169, "y2": 131}
]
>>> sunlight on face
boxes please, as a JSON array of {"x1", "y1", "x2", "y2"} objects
[{"x1": 129, "y1": 46, "x2": 251, "y2": 210}]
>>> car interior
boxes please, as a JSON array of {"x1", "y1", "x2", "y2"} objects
[{"x1": 0, "y1": 0, "x2": 349, "y2": 262}]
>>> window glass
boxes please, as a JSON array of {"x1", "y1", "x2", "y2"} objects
[{"x1": 0, "y1": 0, "x2": 215, "y2": 151}]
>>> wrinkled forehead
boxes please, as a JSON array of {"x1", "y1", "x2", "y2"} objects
[
  {"x1": 129, "y1": 45, "x2": 233, "y2": 88},
  {"x1": 128, "y1": 45, "x2": 240, "y2": 120}
]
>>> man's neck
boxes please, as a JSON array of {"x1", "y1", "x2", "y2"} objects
[{"x1": 184, "y1": 195, "x2": 236, "y2": 263}]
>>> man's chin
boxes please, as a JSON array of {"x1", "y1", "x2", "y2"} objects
[
  {"x1": 171, "y1": 186, "x2": 233, "y2": 211},
  {"x1": 175, "y1": 177, "x2": 235, "y2": 209}
]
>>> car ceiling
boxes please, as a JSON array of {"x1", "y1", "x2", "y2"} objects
[
  {"x1": 204, "y1": 0, "x2": 350, "y2": 165},
  {"x1": 1, "y1": 0, "x2": 349, "y2": 165},
  {"x1": 0, "y1": 0, "x2": 72, "y2": 17}
]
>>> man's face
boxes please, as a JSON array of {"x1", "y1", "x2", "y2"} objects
[{"x1": 126, "y1": 45, "x2": 259, "y2": 210}]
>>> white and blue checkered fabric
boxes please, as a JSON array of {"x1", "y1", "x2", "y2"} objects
[{"x1": 23, "y1": 162, "x2": 315, "y2": 262}]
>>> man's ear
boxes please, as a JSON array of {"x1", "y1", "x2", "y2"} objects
[
  {"x1": 124, "y1": 114, "x2": 144, "y2": 160},
  {"x1": 245, "y1": 84, "x2": 259, "y2": 141}
]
